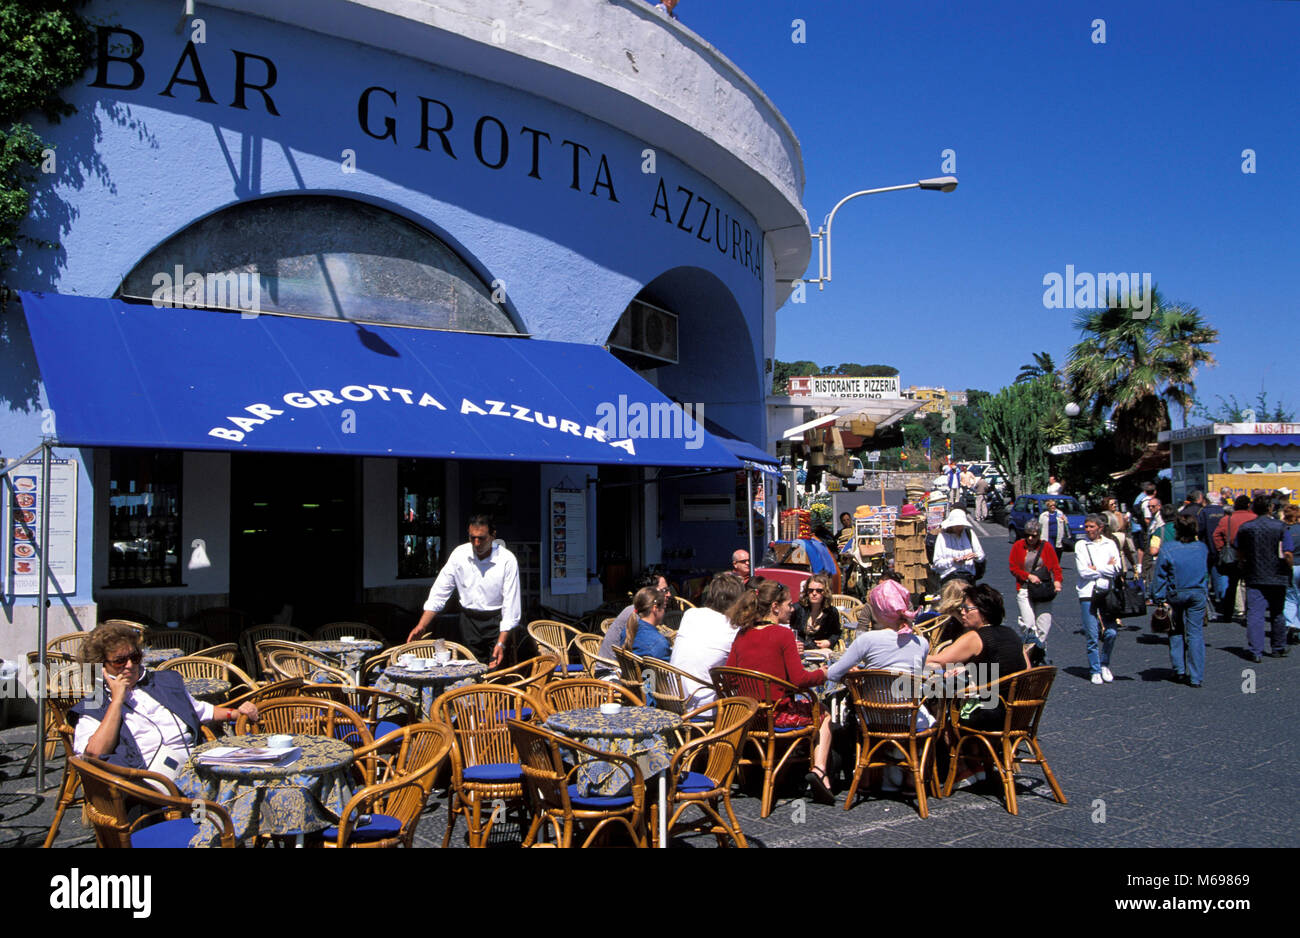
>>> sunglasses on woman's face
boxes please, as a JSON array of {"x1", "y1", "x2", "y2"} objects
[
  {"x1": 106, "y1": 650, "x2": 143, "y2": 667},
  {"x1": 807, "y1": 588, "x2": 824, "y2": 594},
  {"x1": 960, "y1": 604, "x2": 978, "y2": 613}
]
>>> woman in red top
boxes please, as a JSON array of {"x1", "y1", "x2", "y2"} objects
[
  {"x1": 1008, "y1": 520, "x2": 1063, "y2": 657},
  {"x1": 724, "y1": 580, "x2": 835, "y2": 804}
]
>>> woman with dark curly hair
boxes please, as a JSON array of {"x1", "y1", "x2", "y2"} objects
[{"x1": 72, "y1": 622, "x2": 257, "y2": 778}]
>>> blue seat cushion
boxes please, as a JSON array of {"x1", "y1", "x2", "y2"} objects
[
  {"x1": 321, "y1": 812, "x2": 402, "y2": 842},
  {"x1": 553, "y1": 664, "x2": 586, "y2": 674},
  {"x1": 130, "y1": 817, "x2": 202, "y2": 848},
  {"x1": 676, "y1": 771, "x2": 718, "y2": 793},
  {"x1": 566, "y1": 784, "x2": 635, "y2": 810},
  {"x1": 462, "y1": 762, "x2": 524, "y2": 783},
  {"x1": 774, "y1": 725, "x2": 809, "y2": 733},
  {"x1": 495, "y1": 708, "x2": 534, "y2": 721},
  {"x1": 374, "y1": 720, "x2": 404, "y2": 740}
]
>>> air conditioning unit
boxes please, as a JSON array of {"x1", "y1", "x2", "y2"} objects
[{"x1": 608, "y1": 299, "x2": 679, "y2": 365}]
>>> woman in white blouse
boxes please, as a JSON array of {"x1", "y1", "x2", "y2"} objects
[{"x1": 1075, "y1": 513, "x2": 1123, "y2": 685}]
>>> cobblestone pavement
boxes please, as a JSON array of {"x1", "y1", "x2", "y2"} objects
[{"x1": 4, "y1": 520, "x2": 1294, "y2": 848}]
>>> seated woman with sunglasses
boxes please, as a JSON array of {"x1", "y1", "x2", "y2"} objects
[
  {"x1": 72, "y1": 622, "x2": 258, "y2": 779},
  {"x1": 789, "y1": 574, "x2": 842, "y2": 651}
]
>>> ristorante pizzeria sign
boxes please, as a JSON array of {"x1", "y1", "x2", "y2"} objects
[{"x1": 88, "y1": 26, "x2": 763, "y2": 282}]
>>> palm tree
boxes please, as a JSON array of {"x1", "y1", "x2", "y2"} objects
[
  {"x1": 1015, "y1": 352, "x2": 1058, "y2": 385},
  {"x1": 1066, "y1": 287, "x2": 1218, "y2": 462}
]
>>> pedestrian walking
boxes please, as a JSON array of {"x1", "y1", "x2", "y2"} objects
[
  {"x1": 974, "y1": 473, "x2": 990, "y2": 521},
  {"x1": 1152, "y1": 512, "x2": 1209, "y2": 687},
  {"x1": 1282, "y1": 503, "x2": 1300, "y2": 646},
  {"x1": 931, "y1": 509, "x2": 985, "y2": 587},
  {"x1": 1212, "y1": 495, "x2": 1255, "y2": 621},
  {"x1": 1076, "y1": 513, "x2": 1122, "y2": 684},
  {"x1": 1234, "y1": 495, "x2": 1294, "y2": 662},
  {"x1": 1009, "y1": 520, "x2": 1062, "y2": 659},
  {"x1": 1038, "y1": 499, "x2": 1069, "y2": 550}
]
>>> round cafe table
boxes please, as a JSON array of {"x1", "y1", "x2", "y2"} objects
[
  {"x1": 142, "y1": 647, "x2": 183, "y2": 667},
  {"x1": 544, "y1": 706, "x2": 681, "y2": 797},
  {"x1": 183, "y1": 676, "x2": 231, "y2": 703},
  {"x1": 302, "y1": 639, "x2": 383, "y2": 671},
  {"x1": 377, "y1": 661, "x2": 486, "y2": 718},
  {"x1": 177, "y1": 734, "x2": 356, "y2": 846}
]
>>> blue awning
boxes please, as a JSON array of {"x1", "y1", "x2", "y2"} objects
[
  {"x1": 1221, "y1": 434, "x2": 1300, "y2": 449},
  {"x1": 19, "y1": 293, "x2": 744, "y2": 469}
]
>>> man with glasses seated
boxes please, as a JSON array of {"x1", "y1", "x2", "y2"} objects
[{"x1": 71, "y1": 622, "x2": 258, "y2": 779}]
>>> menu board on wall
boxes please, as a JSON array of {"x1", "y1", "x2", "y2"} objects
[
  {"x1": 549, "y1": 488, "x2": 587, "y2": 595},
  {"x1": 5, "y1": 457, "x2": 78, "y2": 596}
]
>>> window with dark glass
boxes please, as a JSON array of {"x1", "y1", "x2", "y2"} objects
[
  {"x1": 107, "y1": 451, "x2": 182, "y2": 588},
  {"x1": 398, "y1": 460, "x2": 445, "y2": 579}
]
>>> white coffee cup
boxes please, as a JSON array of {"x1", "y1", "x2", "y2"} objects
[
  {"x1": 267, "y1": 734, "x2": 293, "y2": 749},
  {"x1": 434, "y1": 651, "x2": 450, "y2": 665},
  {"x1": 396, "y1": 653, "x2": 414, "y2": 667},
  {"x1": 599, "y1": 702, "x2": 622, "y2": 716}
]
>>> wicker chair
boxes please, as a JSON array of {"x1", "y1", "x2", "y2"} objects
[
  {"x1": 41, "y1": 682, "x2": 98, "y2": 847},
  {"x1": 830, "y1": 593, "x2": 862, "y2": 617},
  {"x1": 541, "y1": 678, "x2": 643, "y2": 712},
  {"x1": 941, "y1": 666, "x2": 1068, "y2": 815},
  {"x1": 640, "y1": 657, "x2": 709, "y2": 717},
  {"x1": 306, "y1": 685, "x2": 421, "y2": 774},
  {"x1": 527, "y1": 620, "x2": 586, "y2": 677},
  {"x1": 252, "y1": 639, "x2": 322, "y2": 681},
  {"x1": 266, "y1": 648, "x2": 352, "y2": 685},
  {"x1": 200, "y1": 642, "x2": 239, "y2": 664},
  {"x1": 573, "y1": 634, "x2": 616, "y2": 678},
  {"x1": 611, "y1": 645, "x2": 647, "y2": 699},
  {"x1": 598, "y1": 617, "x2": 617, "y2": 634},
  {"x1": 236, "y1": 696, "x2": 375, "y2": 750},
  {"x1": 22, "y1": 651, "x2": 84, "y2": 768},
  {"x1": 653, "y1": 696, "x2": 758, "y2": 848},
  {"x1": 508, "y1": 719, "x2": 648, "y2": 848},
  {"x1": 100, "y1": 618, "x2": 149, "y2": 634},
  {"x1": 710, "y1": 665, "x2": 823, "y2": 819},
  {"x1": 434, "y1": 685, "x2": 548, "y2": 848},
  {"x1": 219, "y1": 677, "x2": 307, "y2": 709},
  {"x1": 314, "y1": 621, "x2": 388, "y2": 645},
  {"x1": 842, "y1": 670, "x2": 941, "y2": 818},
  {"x1": 324, "y1": 722, "x2": 455, "y2": 847},
  {"x1": 72, "y1": 756, "x2": 236, "y2": 848},
  {"x1": 481, "y1": 654, "x2": 559, "y2": 692},
  {"x1": 46, "y1": 632, "x2": 89, "y2": 657},
  {"x1": 156, "y1": 655, "x2": 259, "y2": 700},
  {"x1": 142, "y1": 629, "x2": 214, "y2": 657},
  {"x1": 668, "y1": 595, "x2": 696, "y2": 612},
  {"x1": 241, "y1": 625, "x2": 312, "y2": 678}
]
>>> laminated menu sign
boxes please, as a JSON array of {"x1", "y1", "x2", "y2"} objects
[
  {"x1": 549, "y1": 488, "x2": 587, "y2": 595},
  {"x1": 5, "y1": 457, "x2": 78, "y2": 595}
]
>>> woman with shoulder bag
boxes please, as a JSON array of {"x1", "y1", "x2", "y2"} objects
[
  {"x1": 1009, "y1": 520, "x2": 1063, "y2": 659},
  {"x1": 1076, "y1": 513, "x2": 1123, "y2": 685}
]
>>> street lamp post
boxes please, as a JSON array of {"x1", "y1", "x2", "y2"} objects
[{"x1": 805, "y1": 176, "x2": 958, "y2": 290}]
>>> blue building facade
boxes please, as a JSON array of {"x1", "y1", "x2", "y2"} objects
[{"x1": 1, "y1": 0, "x2": 808, "y2": 679}]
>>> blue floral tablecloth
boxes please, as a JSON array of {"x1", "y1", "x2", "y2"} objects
[
  {"x1": 142, "y1": 647, "x2": 183, "y2": 666},
  {"x1": 545, "y1": 707, "x2": 681, "y2": 797},
  {"x1": 177, "y1": 734, "x2": 355, "y2": 846},
  {"x1": 376, "y1": 662, "x2": 486, "y2": 718},
  {"x1": 303, "y1": 639, "x2": 383, "y2": 671},
  {"x1": 183, "y1": 676, "x2": 231, "y2": 703}
]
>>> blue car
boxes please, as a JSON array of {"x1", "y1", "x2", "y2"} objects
[{"x1": 1007, "y1": 494, "x2": 1087, "y2": 547}]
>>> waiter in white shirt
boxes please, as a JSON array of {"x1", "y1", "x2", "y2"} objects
[{"x1": 407, "y1": 514, "x2": 521, "y2": 667}]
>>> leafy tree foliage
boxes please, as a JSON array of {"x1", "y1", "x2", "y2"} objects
[
  {"x1": 979, "y1": 377, "x2": 1062, "y2": 496},
  {"x1": 1190, "y1": 391, "x2": 1294, "y2": 424},
  {"x1": 0, "y1": 1, "x2": 92, "y2": 277},
  {"x1": 1065, "y1": 288, "x2": 1218, "y2": 461}
]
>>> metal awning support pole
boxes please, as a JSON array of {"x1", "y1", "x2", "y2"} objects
[
  {"x1": 746, "y1": 470, "x2": 755, "y2": 578},
  {"x1": 35, "y1": 441, "x2": 52, "y2": 793}
]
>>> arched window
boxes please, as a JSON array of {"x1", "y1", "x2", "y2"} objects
[{"x1": 116, "y1": 195, "x2": 520, "y2": 334}]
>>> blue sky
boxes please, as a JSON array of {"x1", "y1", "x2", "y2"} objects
[{"x1": 677, "y1": 0, "x2": 1300, "y2": 422}]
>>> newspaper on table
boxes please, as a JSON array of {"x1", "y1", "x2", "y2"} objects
[{"x1": 196, "y1": 746, "x2": 302, "y2": 767}]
